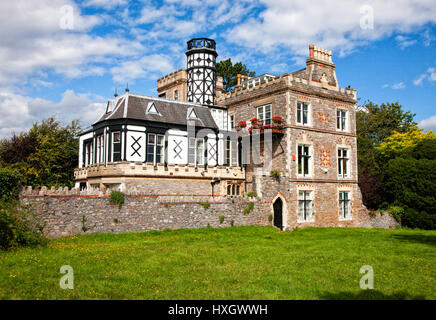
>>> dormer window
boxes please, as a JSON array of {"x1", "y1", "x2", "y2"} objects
[
  {"x1": 146, "y1": 102, "x2": 161, "y2": 115},
  {"x1": 187, "y1": 107, "x2": 199, "y2": 120}
]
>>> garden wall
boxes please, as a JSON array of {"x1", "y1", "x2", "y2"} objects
[{"x1": 19, "y1": 186, "x2": 398, "y2": 238}]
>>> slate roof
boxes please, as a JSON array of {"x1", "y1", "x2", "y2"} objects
[{"x1": 94, "y1": 93, "x2": 218, "y2": 129}]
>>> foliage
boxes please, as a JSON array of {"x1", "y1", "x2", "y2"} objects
[
  {"x1": 356, "y1": 101, "x2": 417, "y2": 209},
  {"x1": 243, "y1": 202, "x2": 254, "y2": 215},
  {"x1": 246, "y1": 191, "x2": 257, "y2": 198},
  {"x1": 268, "y1": 214, "x2": 273, "y2": 222},
  {"x1": 109, "y1": 191, "x2": 125, "y2": 209},
  {"x1": 238, "y1": 120, "x2": 247, "y2": 128},
  {"x1": 0, "y1": 167, "x2": 21, "y2": 201},
  {"x1": 216, "y1": 58, "x2": 256, "y2": 92},
  {"x1": 270, "y1": 170, "x2": 281, "y2": 178},
  {"x1": 0, "y1": 201, "x2": 46, "y2": 250},
  {"x1": 272, "y1": 116, "x2": 284, "y2": 124},
  {"x1": 376, "y1": 127, "x2": 435, "y2": 161},
  {"x1": 0, "y1": 117, "x2": 81, "y2": 188},
  {"x1": 0, "y1": 227, "x2": 435, "y2": 299},
  {"x1": 381, "y1": 158, "x2": 436, "y2": 216},
  {"x1": 200, "y1": 201, "x2": 210, "y2": 209},
  {"x1": 219, "y1": 216, "x2": 225, "y2": 224},
  {"x1": 387, "y1": 205, "x2": 405, "y2": 223}
]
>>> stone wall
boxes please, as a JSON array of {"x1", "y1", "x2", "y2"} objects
[{"x1": 20, "y1": 185, "x2": 398, "y2": 238}]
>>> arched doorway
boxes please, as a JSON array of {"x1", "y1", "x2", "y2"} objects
[{"x1": 273, "y1": 197, "x2": 283, "y2": 230}]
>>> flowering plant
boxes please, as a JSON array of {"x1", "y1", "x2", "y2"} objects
[
  {"x1": 272, "y1": 116, "x2": 284, "y2": 124},
  {"x1": 238, "y1": 120, "x2": 247, "y2": 128},
  {"x1": 250, "y1": 118, "x2": 260, "y2": 127}
]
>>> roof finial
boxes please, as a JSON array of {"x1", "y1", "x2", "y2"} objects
[
  {"x1": 125, "y1": 83, "x2": 129, "y2": 92},
  {"x1": 114, "y1": 88, "x2": 118, "y2": 97}
]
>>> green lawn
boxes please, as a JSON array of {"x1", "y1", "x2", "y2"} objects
[{"x1": 0, "y1": 226, "x2": 435, "y2": 300}]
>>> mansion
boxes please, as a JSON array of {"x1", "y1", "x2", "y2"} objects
[{"x1": 74, "y1": 38, "x2": 365, "y2": 230}]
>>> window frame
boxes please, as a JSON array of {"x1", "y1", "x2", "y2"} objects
[
  {"x1": 112, "y1": 131, "x2": 121, "y2": 162},
  {"x1": 339, "y1": 191, "x2": 352, "y2": 220},
  {"x1": 297, "y1": 101, "x2": 310, "y2": 126},
  {"x1": 336, "y1": 109, "x2": 348, "y2": 131},
  {"x1": 146, "y1": 133, "x2": 164, "y2": 165},
  {"x1": 256, "y1": 104, "x2": 272, "y2": 126},
  {"x1": 224, "y1": 137, "x2": 238, "y2": 167},
  {"x1": 297, "y1": 144, "x2": 312, "y2": 177},
  {"x1": 337, "y1": 147, "x2": 350, "y2": 178},
  {"x1": 298, "y1": 190, "x2": 314, "y2": 222}
]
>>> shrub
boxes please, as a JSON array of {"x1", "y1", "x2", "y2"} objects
[
  {"x1": 401, "y1": 208, "x2": 436, "y2": 230},
  {"x1": 109, "y1": 190, "x2": 125, "y2": 209},
  {"x1": 200, "y1": 201, "x2": 210, "y2": 209},
  {"x1": 387, "y1": 205, "x2": 405, "y2": 223},
  {"x1": 0, "y1": 168, "x2": 21, "y2": 201},
  {"x1": 219, "y1": 216, "x2": 225, "y2": 224},
  {"x1": 0, "y1": 201, "x2": 46, "y2": 250},
  {"x1": 270, "y1": 170, "x2": 281, "y2": 178},
  {"x1": 246, "y1": 191, "x2": 257, "y2": 198},
  {"x1": 243, "y1": 202, "x2": 254, "y2": 215},
  {"x1": 268, "y1": 214, "x2": 273, "y2": 222}
]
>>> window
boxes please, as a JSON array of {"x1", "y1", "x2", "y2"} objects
[
  {"x1": 225, "y1": 138, "x2": 238, "y2": 166},
  {"x1": 257, "y1": 104, "x2": 272, "y2": 126},
  {"x1": 229, "y1": 114, "x2": 235, "y2": 130},
  {"x1": 146, "y1": 102, "x2": 160, "y2": 115},
  {"x1": 112, "y1": 132, "x2": 121, "y2": 162},
  {"x1": 84, "y1": 141, "x2": 92, "y2": 166},
  {"x1": 227, "y1": 183, "x2": 241, "y2": 196},
  {"x1": 146, "y1": 133, "x2": 164, "y2": 164},
  {"x1": 298, "y1": 145, "x2": 311, "y2": 176},
  {"x1": 337, "y1": 110, "x2": 348, "y2": 131},
  {"x1": 339, "y1": 191, "x2": 351, "y2": 219},
  {"x1": 174, "y1": 90, "x2": 179, "y2": 100},
  {"x1": 188, "y1": 137, "x2": 204, "y2": 166},
  {"x1": 298, "y1": 190, "x2": 313, "y2": 221},
  {"x1": 96, "y1": 135, "x2": 104, "y2": 163},
  {"x1": 187, "y1": 107, "x2": 199, "y2": 120},
  {"x1": 338, "y1": 148, "x2": 349, "y2": 178},
  {"x1": 297, "y1": 102, "x2": 309, "y2": 125}
]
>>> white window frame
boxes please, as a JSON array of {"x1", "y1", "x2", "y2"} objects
[
  {"x1": 297, "y1": 101, "x2": 310, "y2": 126},
  {"x1": 112, "y1": 131, "x2": 121, "y2": 162},
  {"x1": 337, "y1": 146, "x2": 350, "y2": 178},
  {"x1": 336, "y1": 109, "x2": 348, "y2": 131},
  {"x1": 225, "y1": 138, "x2": 238, "y2": 167},
  {"x1": 188, "y1": 137, "x2": 205, "y2": 166},
  {"x1": 96, "y1": 134, "x2": 104, "y2": 163},
  {"x1": 338, "y1": 190, "x2": 352, "y2": 220},
  {"x1": 257, "y1": 104, "x2": 272, "y2": 126},
  {"x1": 297, "y1": 144, "x2": 312, "y2": 177},
  {"x1": 298, "y1": 190, "x2": 314, "y2": 222},
  {"x1": 147, "y1": 133, "x2": 164, "y2": 165}
]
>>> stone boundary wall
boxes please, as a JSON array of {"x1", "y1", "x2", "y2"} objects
[{"x1": 20, "y1": 186, "x2": 399, "y2": 238}]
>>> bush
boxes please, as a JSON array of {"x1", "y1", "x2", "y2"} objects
[
  {"x1": 243, "y1": 202, "x2": 254, "y2": 215},
  {"x1": 401, "y1": 208, "x2": 436, "y2": 230},
  {"x1": 219, "y1": 216, "x2": 225, "y2": 224},
  {"x1": 200, "y1": 201, "x2": 210, "y2": 209},
  {"x1": 0, "y1": 201, "x2": 46, "y2": 250},
  {"x1": 109, "y1": 190, "x2": 125, "y2": 209},
  {"x1": 270, "y1": 170, "x2": 281, "y2": 178},
  {"x1": 0, "y1": 168, "x2": 21, "y2": 201},
  {"x1": 387, "y1": 205, "x2": 405, "y2": 223}
]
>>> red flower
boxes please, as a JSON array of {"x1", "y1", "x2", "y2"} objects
[
  {"x1": 238, "y1": 120, "x2": 247, "y2": 128},
  {"x1": 272, "y1": 116, "x2": 284, "y2": 124}
]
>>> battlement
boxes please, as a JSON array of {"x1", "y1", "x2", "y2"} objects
[
  {"x1": 216, "y1": 73, "x2": 357, "y2": 103},
  {"x1": 309, "y1": 44, "x2": 333, "y2": 64},
  {"x1": 157, "y1": 69, "x2": 187, "y2": 88}
]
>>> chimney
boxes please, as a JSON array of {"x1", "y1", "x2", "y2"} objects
[
  {"x1": 308, "y1": 44, "x2": 333, "y2": 64},
  {"x1": 237, "y1": 74, "x2": 242, "y2": 85}
]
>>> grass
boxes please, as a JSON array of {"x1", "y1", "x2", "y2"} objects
[{"x1": 0, "y1": 226, "x2": 435, "y2": 300}]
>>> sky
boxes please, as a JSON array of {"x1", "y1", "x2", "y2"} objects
[{"x1": 0, "y1": 0, "x2": 435, "y2": 138}]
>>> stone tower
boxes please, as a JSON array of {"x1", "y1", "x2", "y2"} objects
[{"x1": 186, "y1": 38, "x2": 218, "y2": 106}]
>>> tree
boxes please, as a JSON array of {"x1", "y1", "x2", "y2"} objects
[
  {"x1": 356, "y1": 101, "x2": 417, "y2": 209},
  {"x1": 216, "y1": 58, "x2": 256, "y2": 92},
  {"x1": 0, "y1": 117, "x2": 81, "y2": 188}
]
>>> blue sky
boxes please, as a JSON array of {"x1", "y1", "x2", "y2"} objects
[{"x1": 0, "y1": 0, "x2": 435, "y2": 138}]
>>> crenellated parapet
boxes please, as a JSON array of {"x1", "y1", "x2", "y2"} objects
[{"x1": 74, "y1": 162, "x2": 245, "y2": 181}]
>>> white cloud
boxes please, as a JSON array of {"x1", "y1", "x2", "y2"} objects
[
  {"x1": 395, "y1": 35, "x2": 417, "y2": 49},
  {"x1": 228, "y1": 0, "x2": 436, "y2": 60},
  {"x1": 413, "y1": 67, "x2": 436, "y2": 86},
  {"x1": 110, "y1": 54, "x2": 174, "y2": 84},
  {"x1": 0, "y1": 89, "x2": 106, "y2": 138},
  {"x1": 382, "y1": 82, "x2": 405, "y2": 90},
  {"x1": 419, "y1": 115, "x2": 436, "y2": 132},
  {"x1": 83, "y1": 0, "x2": 128, "y2": 9},
  {"x1": 0, "y1": 0, "x2": 144, "y2": 86}
]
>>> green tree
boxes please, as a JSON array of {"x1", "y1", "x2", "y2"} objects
[
  {"x1": 216, "y1": 58, "x2": 256, "y2": 92},
  {"x1": 0, "y1": 117, "x2": 81, "y2": 188},
  {"x1": 356, "y1": 101, "x2": 417, "y2": 209}
]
